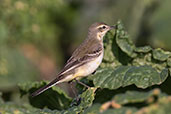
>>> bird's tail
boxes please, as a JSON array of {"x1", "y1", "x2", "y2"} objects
[{"x1": 30, "y1": 78, "x2": 60, "y2": 97}]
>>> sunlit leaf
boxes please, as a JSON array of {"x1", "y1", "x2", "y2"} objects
[
  {"x1": 134, "y1": 46, "x2": 152, "y2": 53},
  {"x1": 152, "y1": 48, "x2": 171, "y2": 61},
  {"x1": 89, "y1": 66, "x2": 168, "y2": 89},
  {"x1": 122, "y1": 66, "x2": 164, "y2": 88}
]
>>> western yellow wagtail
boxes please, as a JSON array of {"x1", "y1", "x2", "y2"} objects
[{"x1": 31, "y1": 22, "x2": 115, "y2": 97}]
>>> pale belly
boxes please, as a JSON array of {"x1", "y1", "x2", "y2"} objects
[{"x1": 76, "y1": 53, "x2": 104, "y2": 77}]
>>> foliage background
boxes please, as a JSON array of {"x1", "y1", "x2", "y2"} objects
[{"x1": 0, "y1": 0, "x2": 171, "y2": 113}]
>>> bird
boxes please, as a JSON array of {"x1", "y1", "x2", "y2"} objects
[{"x1": 31, "y1": 22, "x2": 115, "y2": 97}]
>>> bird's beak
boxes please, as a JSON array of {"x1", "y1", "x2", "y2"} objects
[{"x1": 109, "y1": 25, "x2": 116, "y2": 30}]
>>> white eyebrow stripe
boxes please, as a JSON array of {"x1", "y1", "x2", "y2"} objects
[{"x1": 96, "y1": 25, "x2": 106, "y2": 29}]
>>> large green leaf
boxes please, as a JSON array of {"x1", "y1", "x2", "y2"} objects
[
  {"x1": 122, "y1": 66, "x2": 167, "y2": 88},
  {"x1": 89, "y1": 66, "x2": 130, "y2": 89},
  {"x1": 89, "y1": 65, "x2": 168, "y2": 89}
]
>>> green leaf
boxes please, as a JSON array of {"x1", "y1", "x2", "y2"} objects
[
  {"x1": 0, "y1": 87, "x2": 96, "y2": 114},
  {"x1": 102, "y1": 107, "x2": 137, "y2": 114},
  {"x1": 160, "y1": 68, "x2": 169, "y2": 83},
  {"x1": 152, "y1": 48, "x2": 171, "y2": 61},
  {"x1": 89, "y1": 66, "x2": 130, "y2": 89},
  {"x1": 132, "y1": 53, "x2": 168, "y2": 72},
  {"x1": 167, "y1": 57, "x2": 171, "y2": 67},
  {"x1": 115, "y1": 21, "x2": 137, "y2": 58},
  {"x1": 134, "y1": 46, "x2": 152, "y2": 53},
  {"x1": 0, "y1": 94, "x2": 61, "y2": 114},
  {"x1": 137, "y1": 96, "x2": 171, "y2": 114},
  {"x1": 122, "y1": 66, "x2": 163, "y2": 88},
  {"x1": 132, "y1": 53, "x2": 152, "y2": 66},
  {"x1": 62, "y1": 88, "x2": 96, "y2": 114},
  {"x1": 89, "y1": 66, "x2": 168, "y2": 89},
  {"x1": 84, "y1": 89, "x2": 168, "y2": 114},
  {"x1": 83, "y1": 104, "x2": 137, "y2": 114},
  {"x1": 18, "y1": 81, "x2": 72, "y2": 110},
  {"x1": 101, "y1": 31, "x2": 121, "y2": 68},
  {"x1": 113, "y1": 89, "x2": 163, "y2": 105},
  {"x1": 79, "y1": 88, "x2": 96, "y2": 108},
  {"x1": 83, "y1": 104, "x2": 101, "y2": 114},
  {"x1": 0, "y1": 102, "x2": 61, "y2": 114},
  {"x1": 103, "y1": 32, "x2": 116, "y2": 62},
  {"x1": 102, "y1": 21, "x2": 170, "y2": 73}
]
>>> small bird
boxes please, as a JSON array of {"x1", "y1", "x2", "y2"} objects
[{"x1": 31, "y1": 22, "x2": 115, "y2": 97}]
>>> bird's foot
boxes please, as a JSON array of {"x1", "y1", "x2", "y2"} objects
[
  {"x1": 75, "y1": 79, "x2": 90, "y2": 88},
  {"x1": 92, "y1": 70, "x2": 96, "y2": 75}
]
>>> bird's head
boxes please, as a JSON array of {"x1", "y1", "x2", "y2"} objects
[{"x1": 88, "y1": 22, "x2": 115, "y2": 40}]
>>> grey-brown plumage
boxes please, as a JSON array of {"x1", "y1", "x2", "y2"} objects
[{"x1": 31, "y1": 22, "x2": 115, "y2": 97}]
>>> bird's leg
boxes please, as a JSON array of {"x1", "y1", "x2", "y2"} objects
[
  {"x1": 68, "y1": 81, "x2": 81, "y2": 103},
  {"x1": 75, "y1": 79, "x2": 90, "y2": 88},
  {"x1": 68, "y1": 81, "x2": 77, "y2": 98}
]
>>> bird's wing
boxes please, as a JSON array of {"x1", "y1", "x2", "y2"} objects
[{"x1": 58, "y1": 43, "x2": 103, "y2": 77}]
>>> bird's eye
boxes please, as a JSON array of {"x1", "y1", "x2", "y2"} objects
[{"x1": 102, "y1": 26, "x2": 106, "y2": 29}]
